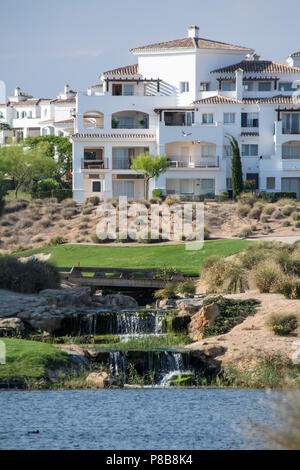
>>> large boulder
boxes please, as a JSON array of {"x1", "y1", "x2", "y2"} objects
[
  {"x1": 100, "y1": 294, "x2": 138, "y2": 310},
  {"x1": 188, "y1": 303, "x2": 221, "y2": 341},
  {"x1": 86, "y1": 372, "x2": 117, "y2": 388},
  {"x1": 39, "y1": 287, "x2": 92, "y2": 307},
  {"x1": 0, "y1": 317, "x2": 25, "y2": 337},
  {"x1": 28, "y1": 314, "x2": 65, "y2": 335},
  {"x1": 176, "y1": 298, "x2": 203, "y2": 316}
]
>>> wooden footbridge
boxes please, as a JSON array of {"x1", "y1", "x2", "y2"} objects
[{"x1": 58, "y1": 266, "x2": 184, "y2": 290}]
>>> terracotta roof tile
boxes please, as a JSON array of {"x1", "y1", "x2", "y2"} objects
[
  {"x1": 102, "y1": 64, "x2": 139, "y2": 76},
  {"x1": 131, "y1": 37, "x2": 252, "y2": 52},
  {"x1": 194, "y1": 94, "x2": 300, "y2": 105},
  {"x1": 194, "y1": 95, "x2": 242, "y2": 105},
  {"x1": 291, "y1": 51, "x2": 300, "y2": 57},
  {"x1": 51, "y1": 97, "x2": 76, "y2": 104},
  {"x1": 12, "y1": 99, "x2": 41, "y2": 106},
  {"x1": 241, "y1": 131, "x2": 259, "y2": 136},
  {"x1": 212, "y1": 59, "x2": 300, "y2": 74},
  {"x1": 54, "y1": 118, "x2": 74, "y2": 125},
  {"x1": 72, "y1": 133, "x2": 155, "y2": 139}
]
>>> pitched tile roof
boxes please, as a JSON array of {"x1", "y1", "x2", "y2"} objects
[
  {"x1": 12, "y1": 99, "x2": 41, "y2": 106},
  {"x1": 194, "y1": 95, "x2": 242, "y2": 105},
  {"x1": 102, "y1": 64, "x2": 139, "y2": 76},
  {"x1": 54, "y1": 118, "x2": 74, "y2": 125},
  {"x1": 291, "y1": 51, "x2": 300, "y2": 57},
  {"x1": 72, "y1": 133, "x2": 155, "y2": 139},
  {"x1": 212, "y1": 59, "x2": 300, "y2": 74},
  {"x1": 51, "y1": 97, "x2": 76, "y2": 104},
  {"x1": 194, "y1": 94, "x2": 300, "y2": 105},
  {"x1": 131, "y1": 37, "x2": 252, "y2": 52}
]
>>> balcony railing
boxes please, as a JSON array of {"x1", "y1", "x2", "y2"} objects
[
  {"x1": 81, "y1": 158, "x2": 109, "y2": 170},
  {"x1": 167, "y1": 156, "x2": 219, "y2": 168}
]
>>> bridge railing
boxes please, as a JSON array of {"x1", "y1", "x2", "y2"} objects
[{"x1": 57, "y1": 266, "x2": 183, "y2": 281}]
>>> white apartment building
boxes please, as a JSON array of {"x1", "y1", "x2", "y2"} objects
[{"x1": 0, "y1": 85, "x2": 76, "y2": 144}]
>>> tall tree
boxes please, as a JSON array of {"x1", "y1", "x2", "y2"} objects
[
  {"x1": 0, "y1": 142, "x2": 57, "y2": 198},
  {"x1": 227, "y1": 135, "x2": 243, "y2": 199},
  {"x1": 130, "y1": 152, "x2": 168, "y2": 199}
]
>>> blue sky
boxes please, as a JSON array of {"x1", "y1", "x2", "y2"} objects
[{"x1": 1, "y1": 0, "x2": 299, "y2": 98}]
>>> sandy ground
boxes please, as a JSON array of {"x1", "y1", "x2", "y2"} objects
[
  {"x1": 186, "y1": 291, "x2": 300, "y2": 365},
  {"x1": 1, "y1": 199, "x2": 300, "y2": 253}
]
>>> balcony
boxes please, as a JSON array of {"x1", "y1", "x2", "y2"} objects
[
  {"x1": 166, "y1": 155, "x2": 220, "y2": 169},
  {"x1": 81, "y1": 158, "x2": 109, "y2": 170}
]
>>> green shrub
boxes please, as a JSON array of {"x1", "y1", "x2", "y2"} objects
[
  {"x1": 295, "y1": 221, "x2": 300, "y2": 229},
  {"x1": 282, "y1": 220, "x2": 291, "y2": 227},
  {"x1": 220, "y1": 191, "x2": 229, "y2": 201},
  {"x1": 154, "y1": 282, "x2": 177, "y2": 299},
  {"x1": 251, "y1": 260, "x2": 283, "y2": 293},
  {"x1": 204, "y1": 226, "x2": 210, "y2": 240},
  {"x1": 50, "y1": 236, "x2": 68, "y2": 245},
  {"x1": 267, "y1": 314, "x2": 298, "y2": 336},
  {"x1": 0, "y1": 257, "x2": 60, "y2": 293},
  {"x1": 261, "y1": 192, "x2": 297, "y2": 202},
  {"x1": 201, "y1": 296, "x2": 259, "y2": 338},
  {"x1": 152, "y1": 189, "x2": 163, "y2": 198},
  {"x1": 61, "y1": 198, "x2": 77, "y2": 208},
  {"x1": 175, "y1": 280, "x2": 196, "y2": 296},
  {"x1": 35, "y1": 178, "x2": 60, "y2": 199}
]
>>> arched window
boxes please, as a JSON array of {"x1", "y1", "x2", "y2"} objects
[{"x1": 83, "y1": 111, "x2": 104, "y2": 128}]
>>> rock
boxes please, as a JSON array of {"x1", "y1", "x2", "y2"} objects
[
  {"x1": 28, "y1": 315, "x2": 65, "y2": 334},
  {"x1": 86, "y1": 372, "x2": 117, "y2": 388},
  {"x1": 0, "y1": 317, "x2": 25, "y2": 336},
  {"x1": 202, "y1": 345, "x2": 227, "y2": 358},
  {"x1": 39, "y1": 287, "x2": 92, "y2": 307},
  {"x1": 101, "y1": 294, "x2": 138, "y2": 310},
  {"x1": 158, "y1": 298, "x2": 177, "y2": 309},
  {"x1": 176, "y1": 298, "x2": 203, "y2": 315},
  {"x1": 188, "y1": 303, "x2": 221, "y2": 341}
]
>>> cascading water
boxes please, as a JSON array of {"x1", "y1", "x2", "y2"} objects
[{"x1": 109, "y1": 351, "x2": 127, "y2": 379}]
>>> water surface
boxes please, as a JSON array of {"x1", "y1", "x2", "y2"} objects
[{"x1": 0, "y1": 388, "x2": 277, "y2": 450}]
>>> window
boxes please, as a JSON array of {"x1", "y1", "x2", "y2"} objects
[
  {"x1": 279, "y1": 82, "x2": 294, "y2": 92},
  {"x1": 241, "y1": 112, "x2": 259, "y2": 127},
  {"x1": 243, "y1": 81, "x2": 254, "y2": 91},
  {"x1": 28, "y1": 111, "x2": 32, "y2": 118},
  {"x1": 267, "y1": 177, "x2": 275, "y2": 189},
  {"x1": 180, "y1": 82, "x2": 189, "y2": 93},
  {"x1": 16, "y1": 112, "x2": 19, "y2": 119},
  {"x1": 44, "y1": 109, "x2": 47, "y2": 117},
  {"x1": 282, "y1": 114, "x2": 300, "y2": 134},
  {"x1": 242, "y1": 144, "x2": 259, "y2": 156},
  {"x1": 112, "y1": 84, "x2": 122, "y2": 96},
  {"x1": 258, "y1": 82, "x2": 272, "y2": 91},
  {"x1": 123, "y1": 84, "x2": 134, "y2": 96},
  {"x1": 223, "y1": 113, "x2": 235, "y2": 124},
  {"x1": 200, "y1": 82, "x2": 210, "y2": 91},
  {"x1": 92, "y1": 181, "x2": 102, "y2": 192},
  {"x1": 201, "y1": 179, "x2": 214, "y2": 191},
  {"x1": 282, "y1": 145, "x2": 300, "y2": 159},
  {"x1": 246, "y1": 173, "x2": 259, "y2": 189},
  {"x1": 202, "y1": 113, "x2": 213, "y2": 124},
  {"x1": 113, "y1": 181, "x2": 134, "y2": 198},
  {"x1": 221, "y1": 80, "x2": 235, "y2": 91},
  {"x1": 201, "y1": 145, "x2": 215, "y2": 157},
  {"x1": 21, "y1": 111, "x2": 26, "y2": 118}
]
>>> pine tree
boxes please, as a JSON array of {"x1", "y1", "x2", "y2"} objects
[{"x1": 227, "y1": 135, "x2": 243, "y2": 199}]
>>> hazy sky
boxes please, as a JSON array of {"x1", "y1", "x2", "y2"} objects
[{"x1": 1, "y1": 0, "x2": 299, "y2": 99}]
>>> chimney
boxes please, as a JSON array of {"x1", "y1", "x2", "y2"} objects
[
  {"x1": 64, "y1": 84, "x2": 70, "y2": 94},
  {"x1": 253, "y1": 53, "x2": 260, "y2": 62},
  {"x1": 188, "y1": 25, "x2": 199, "y2": 39},
  {"x1": 14, "y1": 86, "x2": 21, "y2": 97}
]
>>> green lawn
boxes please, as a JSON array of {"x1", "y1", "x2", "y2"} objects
[
  {"x1": 0, "y1": 338, "x2": 71, "y2": 381},
  {"x1": 15, "y1": 239, "x2": 251, "y2": 276},
  {"x1": 5, "y1": 190, "x2": 32, "y2": 200}
]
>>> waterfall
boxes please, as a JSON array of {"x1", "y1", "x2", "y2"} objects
[
  {"x1": 116, "y1": 312, "x2": 165, "y2": 335},
  {"x1": 109, "y1": 351, "x2": 127, "y2": 379}
]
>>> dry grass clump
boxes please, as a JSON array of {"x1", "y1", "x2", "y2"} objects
[
  {"x1": 44, "y1": 204, "x2": 59, "y2": 215},
  {"x1": 251, "y1": 260, "x2": 283, "y2": 293},
  {"x1": 61, "y1": 198, "x2": 77, "y2": 208},
  {"x1": 200, "y1": 256, "x2": 249, "y2": 294},
  {"x1": 281, "y1": 205, "x2": 295, "y2": 216},
  {"x1": 32, "y1": 235, "x2": 44, "y2": 243},
  {"x1": 165, "y1": 195, "x2": 181, "y2": 206},
  {"x1": 4, "y1": 199, "x2": 29, "y2": 214},
  {"x1": 292, "y1": 211, "x2": 300, "y2": 221},
  {"x1": 81, "y1": 216, "x2": 91, "y2": 223},
  {"x1": 106, "y1": 198, "x2": 119, "y2": 208},
  {"x1": 18, "y1": 217, "x2": 33, "y2": 229},
  {"x1": 273, "y1": 209, "x2": 284, "y2": 219},
  {"x1": 81, "y1": 205, "x2": 94, "y2": 215},
  {"x1": 236, "y1": 226, "x2": 252, "y2": 238},
  {"x1": 38, "y1": 217, "x2": 52, "y2": 228},
  {"x1": 236, "y1": 192, "x2": 257, "y2": 207},
  {"x1": 62, "y1": 208, "x2": 77, "y2": 220},
  {"x1": 263, "y1": 204, "x2": 275, "y2": 215},
  {"x1": 237, "y1": 203, "x2": 251, "y2": 217},
  {"x1": 248, "y1": 202, "x2": 264, "y2": 220}
]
